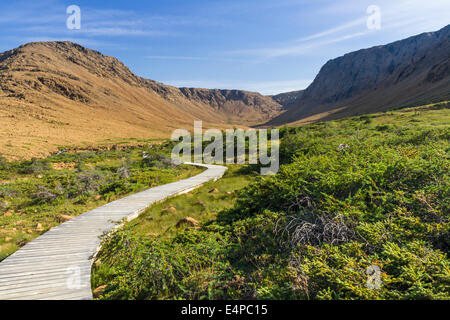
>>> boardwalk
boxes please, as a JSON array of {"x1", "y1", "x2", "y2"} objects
[{"x1": 0, "y1": 163, "x2": 227, "y2": 300}]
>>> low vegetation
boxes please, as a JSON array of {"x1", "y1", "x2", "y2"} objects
[
  {"x1": 91, "y1": 165, "x2": 257, "y2": 298},
  {"x1": 0, "y1": 145, "x2": 202, "y2": 261},
  {"x1": 93, "y1": 102, "x2": 449, "y2": 300}
]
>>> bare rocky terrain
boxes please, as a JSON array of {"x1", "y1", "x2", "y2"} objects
[
  {"x1": 271, "y1": 90, "x2": 304, "y2": 110},
  {"x1": 268, "y1": 24, "x2": 450, "y2": 125},
  {"x1": 0, "y1": 42, "x2": 283, "y2": 159}
]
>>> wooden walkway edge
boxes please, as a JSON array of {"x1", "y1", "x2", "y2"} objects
[{"x1": 0, "y1": 162, "x2": 227, "y2": 300}]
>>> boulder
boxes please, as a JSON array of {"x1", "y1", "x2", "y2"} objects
[
  {"x1": 58, "y1": 214, "x2": 73, "y2": 222},
  {"x1": 3, "y1": 210, "x2": 13, "y2": 217},
  {"x1": 161, "y1": 205, "x2": 177, "y2": 215},
  {"x1": 93, "y1": 285, "x2": 107, "y2": 298}
]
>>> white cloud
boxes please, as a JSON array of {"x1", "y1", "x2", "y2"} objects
[
  {"x1": 145, "y1": 55, "x2": 250, "y2": 63},
  {"x1": 296, "y1": 17, "x2": 366, "y2": 42},
  {"x1": 228, "y1": 0, "x2": 450, "y2": 59},
  {"x1": 79, "y1": 28, "x2": 168, "y2": 37},
  {"x1": 0, "y1": 3, "x2": 224, "y2": 39},
  {"x1": 146, "y1": 56, "x2": 207, "y2": 60},
  {"x1": 379, "y1": 0, "x2": 450, "y2": 34},
  {"x1": 231, "y1": 31, "x2": 368, "y2": 58}
]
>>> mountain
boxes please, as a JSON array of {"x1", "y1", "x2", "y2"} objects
[
  {"x1": 270, "y1": 90, "x2": 304, "y2": 109},
  {"x1": 2, "y1": 25, "x2": 449, "y2": 159},
  {"x1": 147, "y1": 85, "x2": 283, "y2": 123},
  {"x1": 0, "y1": 41, "x2": 283, "y2": 159},
  {"x1": 269, "y1": 25, "x2": 450, "y2": 125}
]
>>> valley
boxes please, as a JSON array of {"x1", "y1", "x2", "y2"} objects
[
  {"x1": 1, "y1": 25, "x2": 448, "y2": 160},
  {"x1": 0, "y1": 20, "x2": 449, "y2": 301}
]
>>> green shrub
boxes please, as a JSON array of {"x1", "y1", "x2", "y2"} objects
[
  {"x1": 0, "y1": 146, "x2": 201, "y2": 261},
  {"x1": 94, "y1": 106, "x2": 449, "y2": 300}
]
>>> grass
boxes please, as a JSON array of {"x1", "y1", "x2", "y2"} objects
[
  {"x1": 127, "y1": 165, "x2": 256, "y2": 239},
  {"x1": 0, "y1": 145, "x2": 203, "y2": 261},
  {"x1": 91, "y1": 165, "x2": 257, "y2": 291},
  {"x1": 92, "y1": 102, "x2": 449, "y2": 300}
]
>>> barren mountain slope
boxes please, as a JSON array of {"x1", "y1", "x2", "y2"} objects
[
  {"x1": 269, "y1": 25, "x2": 450, "y2": 125},
  {"x1": 0, "y1": 42, "x2": 283, "y2": 159},
  {"x1": 271, "y1": 90, "x2": 304, "y2": 109},
  {"x1": 179, "y1": 87, "x2": 283, "y2": 121}
]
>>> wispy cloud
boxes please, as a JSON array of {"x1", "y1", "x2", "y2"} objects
[
  {"x1": 17, "y1": 25, "x2": 171, "y2": 37},
  {"x1": 230, "y1": 30, "x2": 368, "y2": 58},
  {"x1": 0, "y1": 2, "x2": 222, "y2": 40},
  {"x1": 146, "y1": 56, "x2": 207, "y2": 60},
  {"x1": 227, "y1": 13, "x2": 371, "y2": 59},
  {"x1": 296, "y1": 17, "x2": 366, "y2": 42},
  {"x1": 145, "y1": 55, "x2": 250, "y2": 63},
  {"x1": 79, "y1": 28, "x2": 169, "y2": 37},
  {"x1": 228, "y1": 0, "x2": 450, "y2": 60}
]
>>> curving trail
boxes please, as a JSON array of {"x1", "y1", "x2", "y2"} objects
[{"x1": 0, "y1": 162, "x2": 227, "y2": 300}]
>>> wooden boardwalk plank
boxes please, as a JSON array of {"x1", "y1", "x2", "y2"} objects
[{"x1": 0, "y1": 163, "x2": 226, "y2": 300}]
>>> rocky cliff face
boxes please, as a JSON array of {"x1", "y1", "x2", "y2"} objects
[
  {"x1": 269, "y1": 24, "x2": 450, "y2": 125},
  {"x1": 271, "y1": 90, "x2": 304, "y2": 109},
  {"x1": 179, "y1": 87, "x2": 283, "y2": 120}
]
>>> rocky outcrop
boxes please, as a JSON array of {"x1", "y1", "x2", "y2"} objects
[
  {"x1": 178, "y1": 87, "x2": 283, "y2": 120},
  {"x1": 269, "y1": 24, "x2": 450, "y2": 125},
  {"x1": 271, "y1": 90, "x2": 304, "y2": 109}
]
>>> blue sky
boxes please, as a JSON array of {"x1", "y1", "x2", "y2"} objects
[{"x1": 1, "y1": 0, "x2": 449, "y2": 94}]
